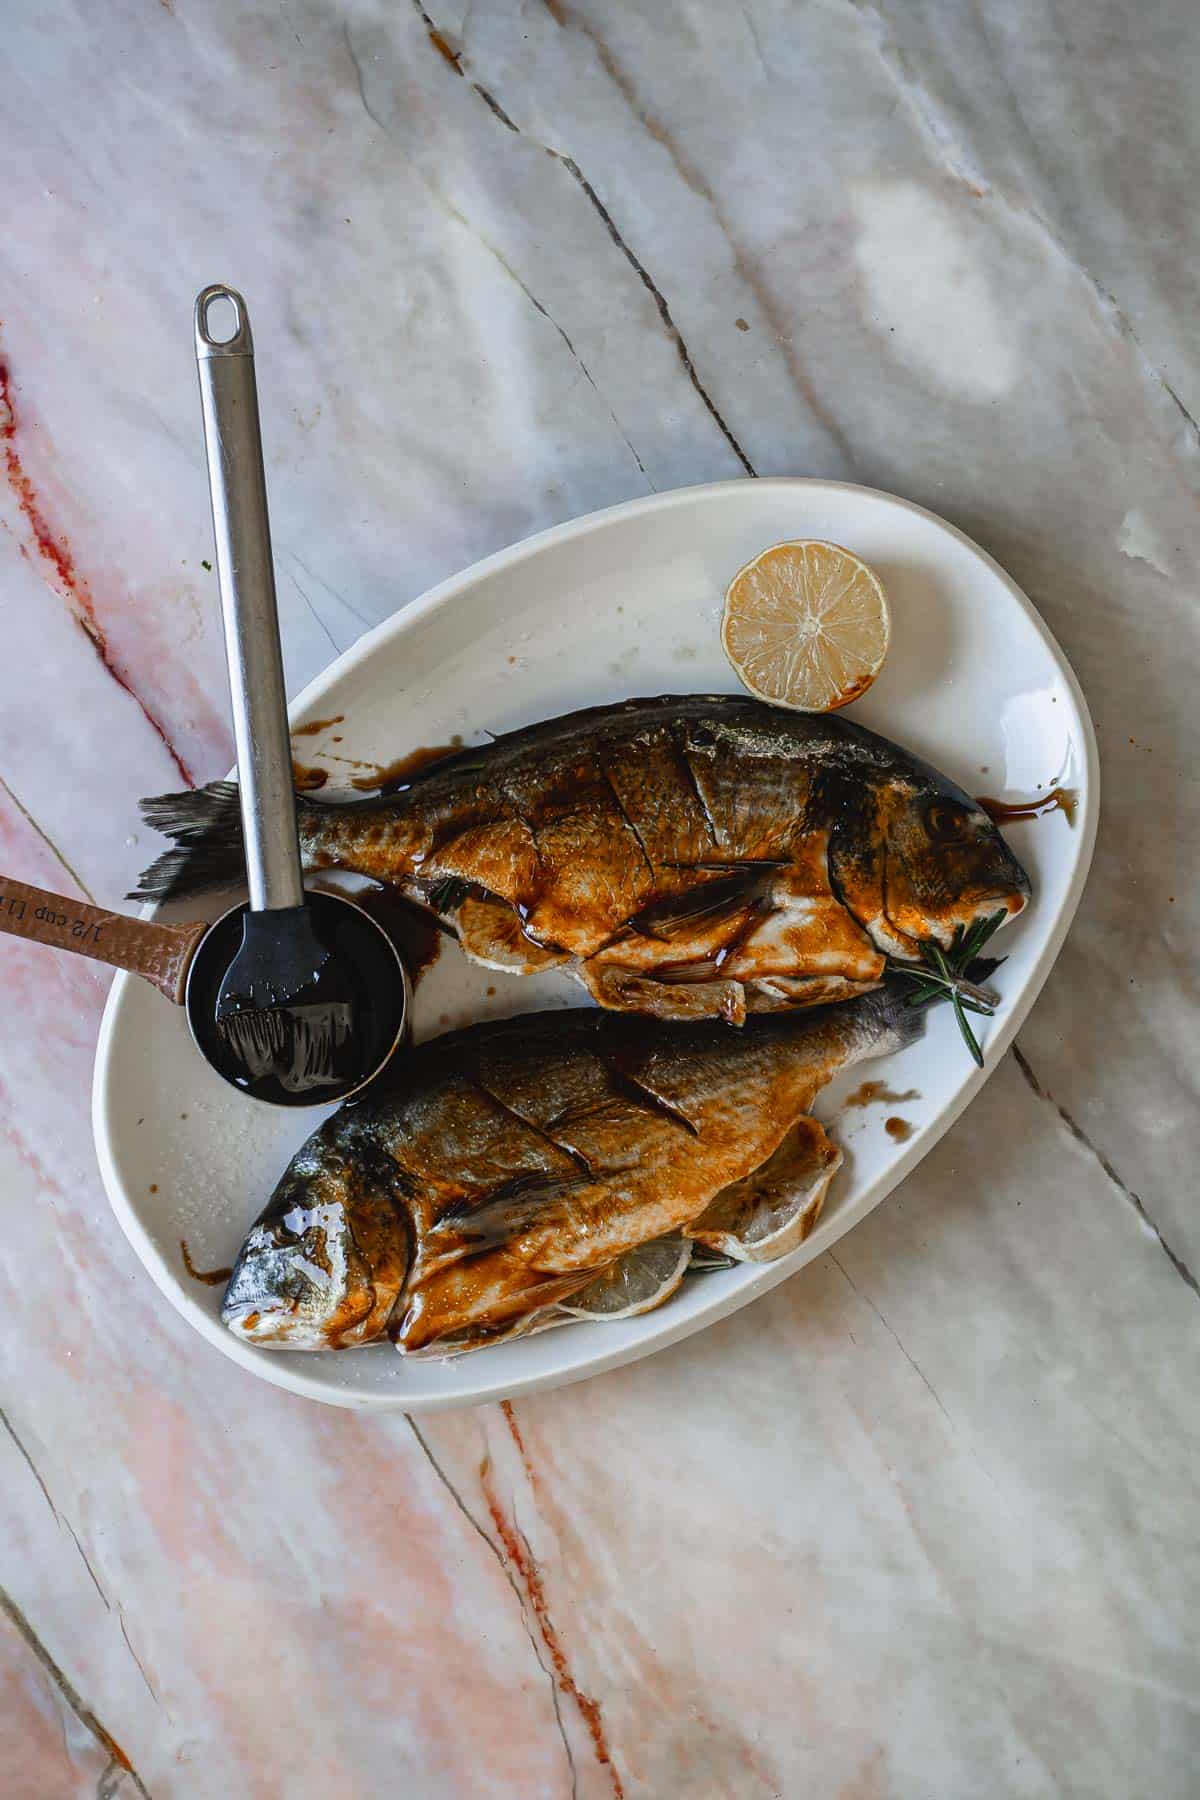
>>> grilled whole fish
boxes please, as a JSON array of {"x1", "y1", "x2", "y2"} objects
[
  {"x1": 223, "y1": 984, "x2": 922, "y2": 1357},
  {"x1": 140, "y1": 695, "x2": 1030, "y2": 1022}
]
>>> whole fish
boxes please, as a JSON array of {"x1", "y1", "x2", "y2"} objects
[
  {"x1": 139, "y1": 695, "x2": 1030, "y2": 1022},
  {"x1": 223, "y1": 984, "x2": 922, "y2": 1357}
]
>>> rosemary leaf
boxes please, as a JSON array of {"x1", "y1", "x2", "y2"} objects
[
  {"x1": 952, "y1": 987, "x2": 985, "y2": 1066},
  {"x1": 889, "y1": 910, "x2": 1008, "y2": 1067}
]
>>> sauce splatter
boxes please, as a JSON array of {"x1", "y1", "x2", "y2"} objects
[
  {"x1": 885, "y1": 1117, "x2": 914, "y2": 1142},
  {"x1": 350, "y1": 738, "x2": 465, "y2": 794},
  {"x1": 978, "y1": 786, "x2": 1077, "y2": 826},
  {"x1": 292, "y1": 760, "x2": 329, "y2": 791},
  {"x1": 292, "y1": 714, "x2": 344, "y2": 737},
  {"x1": 180, "y1": 1239, "x2": 234, "y2": 1286},
  {"x1": 480, "y1": 1448, "x2": 624, "y2": 1797},
  {"x1": 348, "y1": 885, "x2": 446, "y2": 988},
  {"x1": 845, "y1": 1080, "x2": 920, "y2": 1111},
  {"x1": 0, "y1": 355, "x2": 193, "y2": 785}
]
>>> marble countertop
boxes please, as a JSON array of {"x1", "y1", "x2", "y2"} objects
[{"x1": 2, "y1": 1, "x2": 1197, "y2": 1793}]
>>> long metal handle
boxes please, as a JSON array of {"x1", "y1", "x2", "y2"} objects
[{"x1": 195, "y1": 285, "x2": 303, "y2": 914}]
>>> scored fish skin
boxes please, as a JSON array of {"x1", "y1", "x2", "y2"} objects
[
  {"x1": 139, "y1": 695, "x2": 1031, "y2": 1022},
  {"x1": 222, "y1": 984, "x2": 922, "y2": 1358}
]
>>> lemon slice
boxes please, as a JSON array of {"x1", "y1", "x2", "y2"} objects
[
  {"x1": 722, "y1": 540, "x2": 890, "y2": 712},
  {"x1": 561, "y1": 1236, "x2": 691, "y2": 1321},
  {"x1": 684, "y1": 1119, "x2": 843, "y2": 1261}
]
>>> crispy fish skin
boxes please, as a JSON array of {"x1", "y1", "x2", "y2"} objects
[
  {"x1": 139, "y1": 695, "x2": 1031, "y2": 1020},
  {"x1": 222, "y1": 985, "x2": 921, "y2": 1357}
]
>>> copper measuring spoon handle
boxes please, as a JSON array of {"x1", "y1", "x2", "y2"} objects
[{"x1": 0, "y1": 875, "x2": 207, "y2": 1001}]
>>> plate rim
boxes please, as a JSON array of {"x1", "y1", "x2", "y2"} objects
[{"x1": 92, "y1": 477, "x2": 1100, "y2": 1411}]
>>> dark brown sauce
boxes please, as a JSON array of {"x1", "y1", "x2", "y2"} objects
[
  {"x1": 348, "y1": 885, "x2": 447, "y2": 987},
  {"x1": 292, "y1": 715, "x2": 345, "y2": 738},
  {"x1": 885, "y1": 1117, "x2": 914, "y2": 1142},
  {"x1": 978, "y1": 786, "x2": 1077, "y2": 826},
  {"x1": 180, "y1": 1239, "x2": 234, "y2": 1286},
  {"x1": 325, "y1": 752, "x2": 384, "y2": 773},
  {"x1": 292, "y1": 760, "x2": 329, "y2": 791},
  {"x1": 187, "y1": 893, "x2": 407, "y2": 1105},
  {"x1": 349, "y1": 737, "x2": 465, "y2": 794},
  {"x1": 845, "y1": 1080, "x2": 921, "y2": 1110}
]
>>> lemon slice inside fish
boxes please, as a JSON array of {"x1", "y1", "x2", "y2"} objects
[
  {"x1": 561, "y1": 1236, "x2": 692, "y2": 1321},
  {"x1": 722, "y1": 540, "x2": 890, "y2": 712},
  {"x1": 685, "y1": 1118, "x2": 843, "y2": 1261}
]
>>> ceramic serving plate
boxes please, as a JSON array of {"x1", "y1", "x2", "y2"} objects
[{"x1": 93, "y1": 480, "x2": 1098, "y2": 1411}]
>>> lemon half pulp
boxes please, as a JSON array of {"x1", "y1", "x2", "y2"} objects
[{"x1": 722, "y1": 539, "x2": 891, "y2": 712}]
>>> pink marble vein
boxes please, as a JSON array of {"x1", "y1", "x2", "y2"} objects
[{"x1": 0, "y1": 329, "x2": 233, "y2": 793}]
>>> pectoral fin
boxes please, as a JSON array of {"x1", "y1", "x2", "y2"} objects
[
  {"x1": 429, "y1": 1170, "x2": 594, "y2": 1248},
  {"x1": 628, "y1": 863, "x2": 779, "y2": 939},
  {"x1": 580, "y1": 961, "x2": 747, "y2": 1024}
]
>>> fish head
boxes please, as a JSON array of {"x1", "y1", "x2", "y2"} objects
[
  {"x1": 222, "y1": 1120, "x2": 410, "y2": 1351},
  {"x1": 878, "y1": 777, "x2": 1031, "y2": 953},
  {"x1": 829, "y1": 764, "x2": 1031, "y2": 959}
]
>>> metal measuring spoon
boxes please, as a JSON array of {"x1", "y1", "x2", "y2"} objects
[{"x1": 0, "y1": 877, "x2": 408, "y2": 1105}]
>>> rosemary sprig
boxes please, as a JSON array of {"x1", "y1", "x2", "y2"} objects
[
  {"x1": 427, "y1": 875, "x2": 471, "y2": 915},
  {"x1": 932, "y1": 942, "x2": 984, "y2": 1069},
  {"x1": 686, "y1": 1249, "x2": 737, "y2": 1273},
  {"x1": 888, "y1": 909, "x2": 1008, "y2": 1069}
]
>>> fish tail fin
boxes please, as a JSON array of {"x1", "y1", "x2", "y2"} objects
[
  {"x1": 846, "y1": 977, "x2": 928, "y2": 1060},
  {"x1": 131, "y1": 781, "x2": 248, "y2": 900}
]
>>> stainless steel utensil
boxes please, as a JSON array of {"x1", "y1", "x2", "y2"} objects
[{"x1": 192, "y1": 283, "x2": 407, "y2": 1104}]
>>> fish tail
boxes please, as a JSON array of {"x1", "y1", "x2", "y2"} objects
[
  {"x1": 857, "y1": 977, "x2": 927, "y2": 1055},
  {"x1": 132, "y1": 781, "x2": 248, "y2": 899},
  {"x1": 821, "y1": 977, "x2": 926, "y2": 1065}
]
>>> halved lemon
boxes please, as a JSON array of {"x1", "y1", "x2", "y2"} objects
[
  {"x1": 722, "y1": 540, "x2": 890, "y2": 712},
  {"x1": 561, "y1": 1236, "x2": 691, "y2": 1321},
  {"x1": 684, "y1": 1119, "x2": 843, "y2": 1262}
]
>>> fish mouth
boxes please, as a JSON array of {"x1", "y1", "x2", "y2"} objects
[
  {"x1": 975, "y1": 882, "x2": 1030, "y2": 919},
  {"x1": 879, "y1": 887, "x2": 1029, "y2": 960},
  {"x1": 222, "y1": 1286, "x2": 336, "y2": 1351},
  {"x1": 222, "y1": 1295, "x2": 277, "y2": 1340}
]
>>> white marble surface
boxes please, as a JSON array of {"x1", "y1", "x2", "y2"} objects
[{"x1": 1, "y1": 1, "x2": 1197, "y2": 1794}]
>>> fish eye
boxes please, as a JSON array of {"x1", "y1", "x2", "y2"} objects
[
  {"x1": 925, "y1": 800, "x2": 970, "y2": 844},
  {"x1": 272, "y1": 1205, "x2": 309, "y2": 1248}
]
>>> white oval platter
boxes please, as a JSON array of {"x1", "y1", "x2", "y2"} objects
[{"x1": 93, "y1": 480, "x2": 1098, "y2": 1411}]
